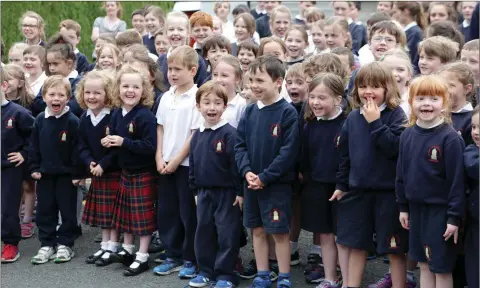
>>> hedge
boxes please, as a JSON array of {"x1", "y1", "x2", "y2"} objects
[{"x1": 1, "y1": 1, "x2": 174, "y2": 61}]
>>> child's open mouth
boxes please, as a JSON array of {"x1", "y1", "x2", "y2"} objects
[
  {"x1": 51, "y1": 104, "x2": 62, "y2": 112},
  {"x1": 290, "y1": 92, "x2": 299, "y2": 99},
  {"x1": 206, "y1": 112, "x2": 217, "y2": 118},
  {"x1": 420, "y1": 109, "x2": 433, "y2": 114}
]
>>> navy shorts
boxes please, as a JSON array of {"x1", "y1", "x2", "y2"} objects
[
  {"x1": 408, "y1": 203, "x2": 457, "y2": 273},
  {"x1": 301, "y1": 181, "x2": 335, "y2": 234},
  {"x1": 336, "y1": 190, "x2": 408, "y2": 255},
  {"x1": 243, "y1": 183, "x2": 292, "y2": 234}
]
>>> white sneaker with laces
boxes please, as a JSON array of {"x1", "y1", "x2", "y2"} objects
[{"x1": 31, "y1": 246, "x2": 56, "y2": 264}]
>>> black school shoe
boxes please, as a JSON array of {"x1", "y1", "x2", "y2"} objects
[
  {"x1": 148, "y1": 231, "x2": 164, "y2": 253},
  {"x1": 95, "y1": 251, "x2": 116, "y2": 267},
  {"x1": 85, "y1": 249, "x2": 105, "y2": 264},
  {"x1": 123, "y1": 260, "x2": 149, "y2": 276},
  {"x1": 110, "y1": 249, "x2": 134, "y2": 266}
]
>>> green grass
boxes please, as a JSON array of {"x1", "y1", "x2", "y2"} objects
[{"x1": 1, "y1": 1, "x2": 174, "y2": 61}]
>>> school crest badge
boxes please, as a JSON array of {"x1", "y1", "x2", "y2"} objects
[
  {"x1": 105, "y1": 125, "x2": 110, "y2": 136},
  {"x1": 214, "y1": 140, "x2": 225, "y2": 153},
  {"x1": 424, "y1": 245, "x2": 432, "y2": 261},
  {"x1": 389, "y1": 235, "x2": 399, "y2": 249},
  {"x1": 428, "y1": 146, "x2": 441, "y2": 163},
  {"x1": 270, "y1": 124, "x2": 281, "y2": 137},
  {"x1": 128, "y1": 122, "x2": 135, "y2": 133},
  {"x1": 60, "y1": 131, "x2": 67, "y2": 142},
  {"x1": 5, "y1": 117, "x2": 14, "y2": 128},
  {"x1": 270, "y1": 209, "x2": 281, "y2": 223}
]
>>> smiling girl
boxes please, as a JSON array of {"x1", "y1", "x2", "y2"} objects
[
  {"x1": 23, "y1": 45, "x2": 47, "y2": 96},
  {"x1": 20, "y1": 11, "x2": 45, "y2": 46},
  {"x1": 143, "y1": 6, "x2": 165, "y2": 55},
  {"x1": 97, "y1": 43, "x2": 121, "y2": 71},
  {"x1": 269, "y1": 5, "x2": 292, "y2": 40},
  {"x1": 285, "y1": 25, "x2": 308, "y2": 67}
]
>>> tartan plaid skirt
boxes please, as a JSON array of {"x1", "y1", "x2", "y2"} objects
[
  {"x1": 111, "y1": 170, "x2": 157, "y2": 236},
  {"x1": 82, "y1": 171, "x2": 121, "y2": 228}
]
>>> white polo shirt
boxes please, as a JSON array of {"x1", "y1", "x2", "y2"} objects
[
  {"x1": 222, "y1": 94, "x2": 247, "y2": 129},
  {"x1": 156, "y1": 85, "x2": 202, "y2": 167}
]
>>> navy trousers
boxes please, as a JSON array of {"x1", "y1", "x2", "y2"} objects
[
  {"x1": 1, "y1": 167, "x2": 23, "y2": 246},
  {"x1": 195, "y1": 188, "x2": 241, "y2": 283},
  {"x1": 157, "y1": 166, "x2": 197, "y2": 261},
  {"x1": 36, "y1": 174, "x2": 78, "y2": 247}
]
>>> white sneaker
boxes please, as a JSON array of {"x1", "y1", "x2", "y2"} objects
[
  {"x1": 31, "y1": 246, "x2": 56, "y2": 264},
  {"x1": 54, "y1": 245, "x2": 74, "y2": 263}
]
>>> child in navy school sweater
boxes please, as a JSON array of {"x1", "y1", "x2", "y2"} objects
[
  {"x1": 396, "y1": 75, "x2": 465, "y2": 288},
  {"x1": 235, "y1": 55, "x2": 300, "y2": 288},
  {"x1": 101, "y1": 65, "x2": 157, "y2": 277},
  {"x1": 300, "y1": 73, "x2": 346, "y2": 287},
  {"x1": 439, "y1": 62, "x2": 475, "y2": 144},
  {"x1": 32, "y1": 33, "x2": 83, "y2": 117},
  {"x1": 29, "y1": 75, "x2": 81, "y2": 265},
  {"x1": 58, "y1": 19, "x2": 89, "y2": 75},
  {"x1": 464, "y1": 105, "x2": 479, "y2": 288},
  {"x1": 75, "y1": 70, "x2": 121, "y2": 266},
  {"x1": 331, "y1": 62, "x2": 408, "y2": 288},
  {"x1": 1, "y1": 71, "x2": 35, "y2": 263},
  {"x1": 188, "y1": 81, "x2": 243, "y2": 288}
]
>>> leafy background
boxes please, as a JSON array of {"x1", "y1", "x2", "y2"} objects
[{"x1": 1, "y1": 1, "x2": 174, "y2": 61}]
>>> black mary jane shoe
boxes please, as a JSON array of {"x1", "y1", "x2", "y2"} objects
[
  {"x1": 95, "y1": 251, "x2": 115, "y2": 267},
  {"x1": 123, "y1": 260, "x2": 149, "y2": 276},
  {"x1": 85, "y1": 250, "x2": 105, "y2": 264},
  {"x1": 109, "y1": 249, "x2": 134, "y2": 266}
]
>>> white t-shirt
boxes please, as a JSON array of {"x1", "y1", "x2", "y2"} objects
[
  {"x1": 29, "y1": 72, "x2": 47, "y2": 96},
  {"x1": 156, "y1": 85, "x2": 202, "y2": 167},
  {"x1": 358, "y1": 44, "x2": 375, "y2": 67},
  {"x1": 222, "y1": 94, "x2": 247, "y2": 129}
]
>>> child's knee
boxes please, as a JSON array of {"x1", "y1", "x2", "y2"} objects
[
  {"x1": 272, "y1": 233, "x2": 289, "y2": 243},
  {"x1": 252, "y1": 227, "x2": 267, "y2": 239}
]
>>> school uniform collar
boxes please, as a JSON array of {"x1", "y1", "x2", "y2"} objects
[
  {"x1": 295, "y1": 14, "x2": 305, "y2": 21},
  {"x1": 416, "y1": 117, "x2": 445, "y2": 129},
  {"x1": 256, "y1": 7, "x2": 266, "y2": 15},
  {"x1": 166, "y1": 47, "x2": 174, "y2": 58},
  {"x1": 66, "y1": 70, "x2": 78, "y2": 80},
  {"x1": 403, "y1": 22, "x2": 417, "y2": 32},
  {"x1": 347, "y1": 18, "x2": 353, "y2": 25},
  {"x1": 74, "y1": 48, "x2": 79, "y2": 54},
  {"x1": 228, "y1": 94, "x2": 242, "y2": 106},
  {"x1": 257, "y1": 95, "x2": 282, "y2": 109},
  {"x1": 462, "y1": 19, "x2": 470, "y2": 28},
  {"x1": 30, "y1": 72, "x2": 47, "y2": 87},
  {"x1": 317, "y1": 107, "x2": 343, "y2": 121},
  {"x1": 148, "y1": 33, "x2": 154, "y2": 39},
  {"x1": 193, "y1": 42, "x2": 202, "y2": 51},
  {"x1": 86, "y1": 108, "x2": 111, "y2": 126},
  {"x1": 45, "y1": 106, "x2": 70, "y2": 118},
  {"x1": 453, "y1": 102, "x2": 473, "y2": 113},
  {"x1": 121, "y1": 106, "x2": 137, "y2": 116},
  {"x1": 359, "y1": 102, "x2": 387, "y2": 114},
  {"x1": 199, "y1": 119, "x2": 228, "y2": 132},
  {"x1": 2, "y1": 100, "x2": 9, "y2": 107}
]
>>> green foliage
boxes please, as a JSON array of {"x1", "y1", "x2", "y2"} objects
[{"x1": 1, "y1": 1, "x2": 174, "y2": 61}]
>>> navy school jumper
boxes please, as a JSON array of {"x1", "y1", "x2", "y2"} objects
[
  {"x1": 235, "y1": 99, "x2": 300, "y2": 186},
  {"x1": 405, "y1": 25, "x2": 424, "y2": 75},
  {"x1": 336, "y1": 106, "x2": 407, "y2": 193},
  {"x1": 396, "y1": 122, "x2": 465, "y2": 225},
  {"x1": 452, "y1": 108, "x2": 473, "y2": 145},
  {"x1": 28, "y1": 110, "x2": 81, "y2": 248},
  {"x1": 75, "y1": 52, "x2": 90, "y2": 75},
  {"x1": 1, "y1": 102, "x2": 35, "y2": 246},
  {"x1": 143, "y1": 34, "x2": 158, "y2": 56},
  {"x1": 349, "y1": 22, "x2": 367, "y2": 55},
  {"x1": 256, "y1": 15, "x2": 272, "y2": 39},
  {"x1": 464, "y1": 144, "x2": 479, "y2": 222},
  {"x1": 31, "y1": 76, "x2": 84, "y2": 118},
  {"x1": 189, "y1": 123, "x2": 242, "y2": 283}
]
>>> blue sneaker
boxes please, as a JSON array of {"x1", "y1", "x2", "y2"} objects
[
  {"x1": 153, "y1": 258, "x2": 183, "y2": 275},
  {"x1": 188, "y1": 275, "x2": 211, "y2": 287},
  {"x1": 179, "y1": 261, "x2": 197, "y2": 279},
  {"x1": 277, "y1": 279, "x2": 292, "y2": 288},
  {"x1": 215, "y1": 280, "x2": 235, "y2": 288},
  {"x1": 249, "y1": 276, "x2": 272, "y2": 288}
]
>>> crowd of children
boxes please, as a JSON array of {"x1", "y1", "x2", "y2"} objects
[{"x1": 1, "y1": 1, "x2": 479, "y2": 288}]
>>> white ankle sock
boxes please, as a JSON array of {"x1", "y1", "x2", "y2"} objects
[
  {"x1": 121, "y1": 244, "x2": 135, "y2": 255},
  {"x1": 129, "y1": 252, "x2": 149, "y2": 268},
  {"x1": 290, "y1": 241, "x2": 298, "y2": 253},
  {"x1": 100, "y1": 241, "x2": 108, "y2": 251},
  {"x1": 107, "y1": 241, "x2": 119, "y2": 252}
]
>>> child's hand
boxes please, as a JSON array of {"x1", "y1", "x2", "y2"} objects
[
  {"x1": 72, "y1": 179, "x2": 81, "y2": 186},
  {"x1": 362, "y1": 97, "x2": 381, "y2": 123},
  {"x1": 163, "y1": 159, "x2": 180, "y2": 174},
  {"x1": 329, "y1": 190, "x2": 345, "y2": 201},
  {"x1": 245, "y1": 172, "x2": 257, "y2": 185},
  {"x1": 31, "y1": 172, "x2": 42, "y2": 180},
  {"x1": 101, "y1": 136, "x2": 111, "y2": 147},
  {"x1": 91, "y1": 164, "x2": 104, "y2": 177},
  {"x1": 399, "y1": 212, "x2": 409, "y2": 230},
  {"x1": 444, "y1": 224, "x2": 459, "y2": 243},
  {"x1": 90, "y1": 161, "x2": 97, "y2": 170},
  {"x1": 250, "y1": 177, "x2": 264, "y2": 190},
  {"x1": 233, "y1": 196, "x2": 244, "y2": 210},
  {"x1": 108, "y1": 135, "x2": 124, "y2": 147},
  {"x1": 156, "y1": 155, "x2": 166, "y2": 174},
  {"x1": 8, "y1": 152, "x2": 24, "y2": 167}
]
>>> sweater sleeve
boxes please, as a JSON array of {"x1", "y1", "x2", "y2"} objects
[
  {"x1": 369, "y1": 108, "x2": 406, "y2": 158},
  {"x1": 445, "y1": 137, "x2": 466, "y2": 226},
  {"x1": 194, "y1": 57, "x2": 208, "y2": 87},
  {"x1": 235, "y1": 105, "x2": 252, "y2": 178},
  {"x1": 257, "y1": 113, "x2": 300, "y2": 186},
  {"x1": 18, "y1": 110, "x2": 35, "y2": 161},
  {"x1": 70, "y1": 118, "x2": 83, "y2": 178},
  {"x1": 32, "y1": 91, "x2": 47, "y2": 117},
  {"x1": 299, "y1": 122, "x2": 309, "y2": 178},
  {"x1": 28, "y1": 116, "x2": 42, "y2": 174},
  {"x1": 227, "y1": 132, "x2": 243, "y2": 197},
  {"x1": 395, "y1": 133, "x2": 408, "y2": 212},
  {"x1": 77, "y1": 120, "x2": 95, "y2": 168},
  {"x1": 464, "y1": 145, "x2": 479, "y2": 180},
  {"x1": 335, "y1": 120, "x2": 350, "y2": 192},
  {"x1": 188, "y1": 131, "x2": 198, "y2": 196},
  {"x1": 466, "y1": 3, "x2": 479, "y2": 41},
  {"x1": 121, "y1": 112, "x2": 157, "y2": 155},
  {"x1": 76, "y1": 54, "x2": 90, "y2": 75}
]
